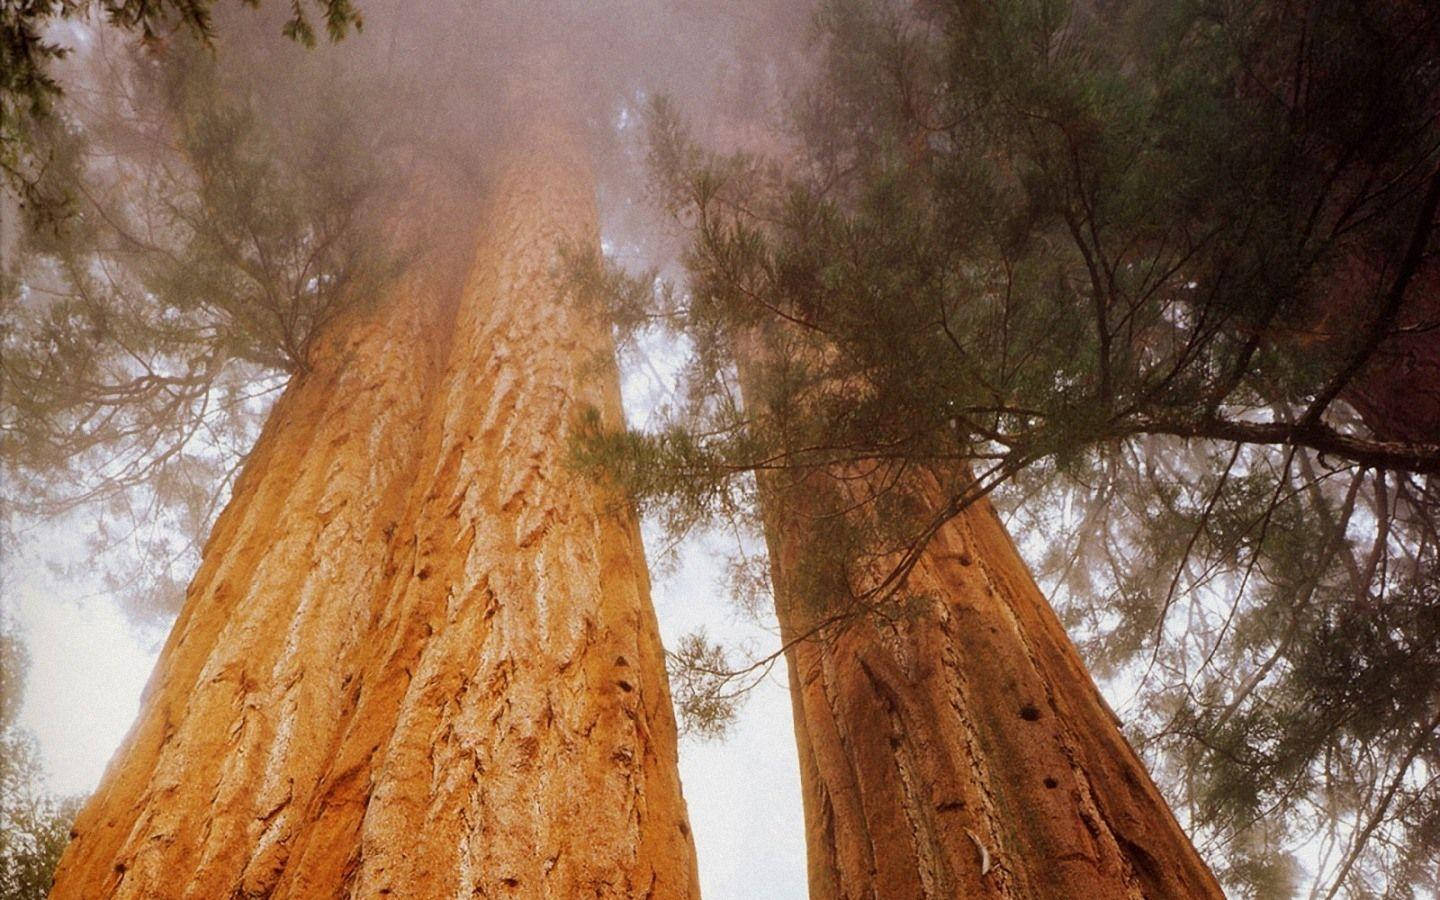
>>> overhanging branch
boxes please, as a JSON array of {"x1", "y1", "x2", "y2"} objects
[{"x1": 1133, "y1": 416, "x2": 1440, "y2": 475}]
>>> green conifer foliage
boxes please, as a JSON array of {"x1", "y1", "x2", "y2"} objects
[
  {"x1": 3, "y1": 32, "x2": 398, "y2": 620},
  {"x1": 2, "y1": 0, "x2": 360, "y2": 206},
  {"x1": 574, "y1": 0, "x2": 1440, "y2": 894}
]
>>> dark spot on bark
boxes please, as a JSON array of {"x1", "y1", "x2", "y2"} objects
[
  {"x1": 69, "y1": 828, "x2": 79, "y2": 839},
  {"x1": 679, "y1": 820, "x2": 690, "y2": 837},
  {"x1": 1020, "y1": 704, "x2": 1041, "y2": 721},
  {"x1": 1044, "y1": 777, "x2": 1059, "y2": 789},
  {"x1": 617, "y1": 679, "x2": 634, "y2": 692},
  {"x1": 115, "y1": 862, "x2": 127, "y2": 874},
  {"x1": 501, "y1": 877, "x2": 520, "y2": 888},
  {"x1": 615, "y1": 655, "x2": 630, "y2": 667},
  {"x1": 936, "y1": 800, "x2": 965, "y2": 812},
  {"x1": 416, "y1": 565, "x2": 433, "y2": 581},
  {"x1": 959, "y1": 553, "x2": 973, "y2": 566}
]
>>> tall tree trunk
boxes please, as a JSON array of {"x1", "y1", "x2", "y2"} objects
[
  {"x1": 762, "y1": 467, "x2": 1224, "y2": 899},
  {"x1": 50, "y1": 93, "x2": 699, "y2": 900},
  {"x1": 736, "y1": 334, "x2": 1222, "y2": 898}
]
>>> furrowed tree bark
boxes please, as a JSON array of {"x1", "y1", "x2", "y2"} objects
[
  {"x1": 760, "y1": 468, "x2": 1224, "y2": 899},
  {"x1": 738, "y1": 342, "x2": 1222, "y2": 898},
  {"x1": 50, "y1": 86, "x2": 699, "y2": 899}
]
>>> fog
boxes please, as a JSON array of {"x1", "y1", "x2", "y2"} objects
[{"x1": 6, "y1": 1, "x2": 823, "y2": 894}]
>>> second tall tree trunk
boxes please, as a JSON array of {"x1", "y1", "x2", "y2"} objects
[
  {"x1": 764, "y1": 472, "x2": 1224, "y2": 898},
  {"x1": 737, "y1": 329, "x2": 1223, "y2": 897}
]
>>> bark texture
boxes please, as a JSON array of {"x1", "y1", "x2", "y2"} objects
[
  {"x1": 761, "y1": 461, "x2": 1222, "y2": 898},
  {"x1": 50, "y1": 102, "x2": 698, "y2": 899}
]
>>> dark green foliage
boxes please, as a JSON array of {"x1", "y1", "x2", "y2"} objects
[
  {"x1": 572, "y1": 0, "x2": 1440, "y2": 893},
  {"x1": 2, "y1": 31, "x2": 397, "y2": 620}
]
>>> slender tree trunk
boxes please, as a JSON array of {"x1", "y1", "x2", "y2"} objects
[
  {"x1": 50, "y1": 92, "x2": 699, "y2": 900},
  {"x1": 737, "y1": 337, "x2": 1222, "y2": 898}
]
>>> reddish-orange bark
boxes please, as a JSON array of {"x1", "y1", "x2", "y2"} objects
[
  {"x1": 737, "y1": 317, "x2": 1221, "y2": 896},
  {"x1": 50, "y1": 98, "x2": 698, "y2": 899},
  {"x1": 763, "y1": 466, "x2": 1223, "y2": 898}
]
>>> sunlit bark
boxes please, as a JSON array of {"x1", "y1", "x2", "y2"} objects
[{"x1": 50, "y1": 93, "x2": 699, "y2": 900}]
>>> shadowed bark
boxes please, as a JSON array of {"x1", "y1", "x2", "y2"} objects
[
  {"x1": 736, "y1": 327, "x2": 1222, "y2": 898},
  {"x1": 763, "y1": 470, "x2": 1223, "y2": 899}
]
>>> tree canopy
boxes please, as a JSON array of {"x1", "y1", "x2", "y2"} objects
[
  {"x1": 2, "y1": 25, "x2": 406, "y2": 617},
  {"x1": 2, "y1": 0, "x2": 802, "y2": 614},
  {"x1": 2, "y1": 0, "x2": 361, "y2": 209},
  {"x1": 5, "y1": 0, "x2": 1440, "y2": 895},
  {"x1": 573, "y1": 0, "x2": 1440, "y2": 894}
]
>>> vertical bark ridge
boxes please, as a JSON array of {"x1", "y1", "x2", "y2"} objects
[{"x1": 337, "y1": 106, "x2": 697, "y2": 898}]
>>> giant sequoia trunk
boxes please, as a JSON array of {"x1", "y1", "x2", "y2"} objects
[
  {"x1": 50, "y1": 89, "x2": 699, "y2": 899},
  {"x1": 761, "y1": 467, "x2": 1224, "y2": 899},
  {"x1": 735, "y1": 333, "x2": 1222, "y2": 897}
]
